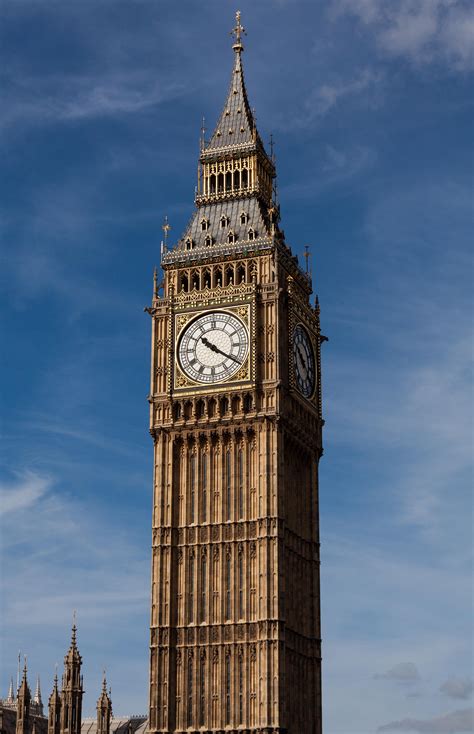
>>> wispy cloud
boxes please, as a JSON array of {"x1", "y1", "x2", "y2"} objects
[
  {"x1": 374, "y1": 662, "x2": 421, "y2": 682},
  {"x1": 332, "y1": 0, "x2": 474, "y2": 70},
  {"x1": 0, "y1": 471, "x2": 52, "y2": 515},
  {"x1": 440, "y1": 678, "x2": 474, "y2": 701},
  {"x1": 377, "y1": 707, "x2": 474, "y2": 732}
]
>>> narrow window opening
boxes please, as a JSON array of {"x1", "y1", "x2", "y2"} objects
[
  {"x1": 225, "y1": 655, "x2": 231, "y2": 725},
  {"x1": 201, "y1": 556, "x2": 207, "y2": 622},
  {"x1": 187, "y1": 658, "x2": 193, "y2": 725},
  {"x1": 202, "y1": 453, "x2": 207, "y2": 522},
  {"x1": 226, "y1": 449, "x2": 231, "y2": 521},
  {"x1": 190, "y1": 454, "x2": 196, "y2": 523},
  {"x1": 225, "y1": 553, "x2": 231, "y2": 620},
  {"x1": 238, "y1": 551, "x2": 244, "y2": 619},
  {"x1": 188, "y1": 556, "x2": 194, "y2": 623},
  {"x1": 199, "y1": 658, "x2": 206, "y2": 726},
  {"x1": 238, "y1": 448, "x2": 244, "y2": 519}
]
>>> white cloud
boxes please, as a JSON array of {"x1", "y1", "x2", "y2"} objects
[
  {"x1": 377, "y1": 707, "x2": 474, "y2": 732},
  {"x1": 332, "y1": 0, "x2": 474, "y2": 70},
  {"x1": 440, "y1": 678, "x2": 474, "y2": 700}
]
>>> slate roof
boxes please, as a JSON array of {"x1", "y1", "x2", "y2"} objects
[
  {"x1": 205, "y1": 47, "x2": 259, "y2": 153},
  {"x1": 181, "y1": 197, "x2": 271, "y2": 249}
]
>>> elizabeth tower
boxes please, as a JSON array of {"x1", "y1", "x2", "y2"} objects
[{"x1": 147, "y1": 13, "x2": 323, "y2": 734}]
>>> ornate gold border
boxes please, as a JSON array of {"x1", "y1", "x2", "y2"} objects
[{"x1": 172, "y1": 302, "x2": 254, "y2": 394}]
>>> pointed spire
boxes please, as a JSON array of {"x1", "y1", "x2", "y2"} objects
[
  {"x1": 206, "y1": 13, "x2": 258, "y2": 152},
  {"x1": 34, "y1": 676, "x2": 42, "y2": 704},
  {"x1": 7, "y1": 677, "x2": 15, "y2": 703}
]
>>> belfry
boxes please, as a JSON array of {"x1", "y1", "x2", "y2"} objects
[{"x1": 147, "y1": 12, "x2": 324, "y2": 733}]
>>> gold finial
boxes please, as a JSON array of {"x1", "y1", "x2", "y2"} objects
[
  {"x1": 231, "y1": 10, "x2": 246, "y2": 50},
  {"x1": 162, "y1": 216, "x2": 171, "y2": 248}
]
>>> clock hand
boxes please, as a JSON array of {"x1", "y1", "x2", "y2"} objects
[
  {"x1": 201, "y1": 336, "x2": 242, "y2": 365},
  {"x1": 296, "y1": 345, "x2": 307, "y2": 368}
]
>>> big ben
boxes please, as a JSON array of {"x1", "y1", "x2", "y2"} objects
[{"x1": 147, "y1": 12, "x2": 324, "y2": 734}]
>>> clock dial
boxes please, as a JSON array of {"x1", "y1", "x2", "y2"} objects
[
  {"x1": 293, "y1": 324, "x2": 315, "y2": 398},
  {"x1": 178, "y1": 311, "x2": 249, "y2": 384}
]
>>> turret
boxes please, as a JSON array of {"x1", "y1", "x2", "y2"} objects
[
  {"x1": 48, "y1": 673, "x2": 61, "y2": 734},
  {"x1": 16, "y1": 660, "x2": 31, "y2": 734},
  {"x1": 96, "y1": 674, "x2": 112, "y2": 734},
  {"x1": 59, "y1": 624, "x2": 83, "y2": 734}
]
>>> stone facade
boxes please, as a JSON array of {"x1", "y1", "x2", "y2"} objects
[{"x1": 147, "y1": 13, "x2": 324, "y2": 734}]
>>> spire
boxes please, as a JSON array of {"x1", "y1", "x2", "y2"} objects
[
  {"x1": 7, "y1": 677, "x2": 15, "y2": 703},
  {"x1": 206, "y1": 11, "x2": 258, "y2": 152},
  {"x1": 33, "y1": 676, "x2": 43, "y2": 715},
  {"x1": 48, "y1": 671, "x2": 61, "y2": 734},
  {"x1": 16, "y1": 660, "x2": 31, "y2": 734},
  {"x1": 96, "y1": 672, "x2": 112, "y2": 734}
]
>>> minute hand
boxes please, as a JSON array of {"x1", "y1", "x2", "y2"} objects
[{"x1": 201, "y1": 336, "x2": 242, "y2": 364}]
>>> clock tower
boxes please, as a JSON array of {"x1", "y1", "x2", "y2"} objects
[{"x1": 147, "y1": 13, "x2": 324, "y2": 733}]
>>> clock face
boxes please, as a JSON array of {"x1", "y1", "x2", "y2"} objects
[
  {"x1": 178, "y1": 311, "x2": 249, "y2": 384},
  {"x1": 293, "y1": 324, "x2": 315, "y2": 398}
]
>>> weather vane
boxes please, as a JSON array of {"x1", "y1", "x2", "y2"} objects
[
  {"x1": 304, "y1": 245, "x2": 311, "y2": 274},
  {"x1": 231, "y1": 10, "x2": 246, "y2": 48}
]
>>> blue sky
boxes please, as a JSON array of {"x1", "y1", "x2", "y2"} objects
[{"x1": 0, "y1": 1, "x2": 472, "y2": 732}]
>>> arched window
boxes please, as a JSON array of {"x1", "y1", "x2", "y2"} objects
[
  {"x1": 227, "y1": 231, "x2": 235, "y2": 244},
  {"x1": 192, "y1": 271, "x2": 200, "y2": 290},
  {"x1": 173, "y1": 402, "x2": 182, "y2": 421},
  {"x1": 185, "y1": 237, "x2": 193, "y2": 250},
  {"x1": 240, "y1": 211, "x2": 248, "y2": 225},
  {"x1": 201, "y1": 218, "x2": 208, "y2": 231},
  {"x1": 225, "y1": 171, "x2": 232, "y2": 191},
  {"x1": 234, "y1": 170, "x2": 240, "y2": 189},
  {"x1": 237, "y1": 263, "x2": 246, "y2": 283},
  {"x1": 180, "y1": 273, "x2": 189, "y2": 292},
  {"x1": 204, "y1": 235, "x2": 213, "y2": 247},
  {"x1": 248, "y1": 227, "x2": 255, "y2": 241},
  {"x1": 214, "y1": 266, "x2": 223, "y2": 287},
  {"x1": 217, "y1": 173, "x2": 224, "y2": 192},
  {"x1": 225, "y1": 264, "x2": 234, "y2": 285},
  {"x1": 208, "y1": 397, "x2": 217, "y2": 418},
  {"x1": 196, "y1": 399, "x2": 205, "y2": 418},
  {"x1": 244, "y1": 394, "x2": 253, "y2": 413},
  {"x1": 220, "y1": 215, "x2": 228, "y2": 228},
  {"x1": 241, "y1": 168, "x2": 248, "y2": 188},
  {"x1": 210, "y1": 174, "x2": 216, "y2": 194}
]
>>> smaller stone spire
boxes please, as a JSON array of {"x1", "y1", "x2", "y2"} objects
[
  {"x1": 96, "y1": 672, "x2": 112, "y2": 734},
  {"x1": 6, "y1": 677, "x2": 15, "y2": 703},
  {"x1": 16, "y1": 659, "x2": 31, "y2": 734},
  {"x1": 48, "y1": 671, "x2": 61, "y2": 734},
  {"x1": 33, "y1": 676, "x2": 43, "y2": 716}
]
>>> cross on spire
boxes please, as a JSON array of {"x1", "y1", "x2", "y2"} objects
[{"x1": 231, "y1": 10, "x2": 246, "y2": 51}]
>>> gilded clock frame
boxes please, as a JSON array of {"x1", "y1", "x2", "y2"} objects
[{"x1": 170, "y1": 283, "x2": 256, "y2": 396}]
